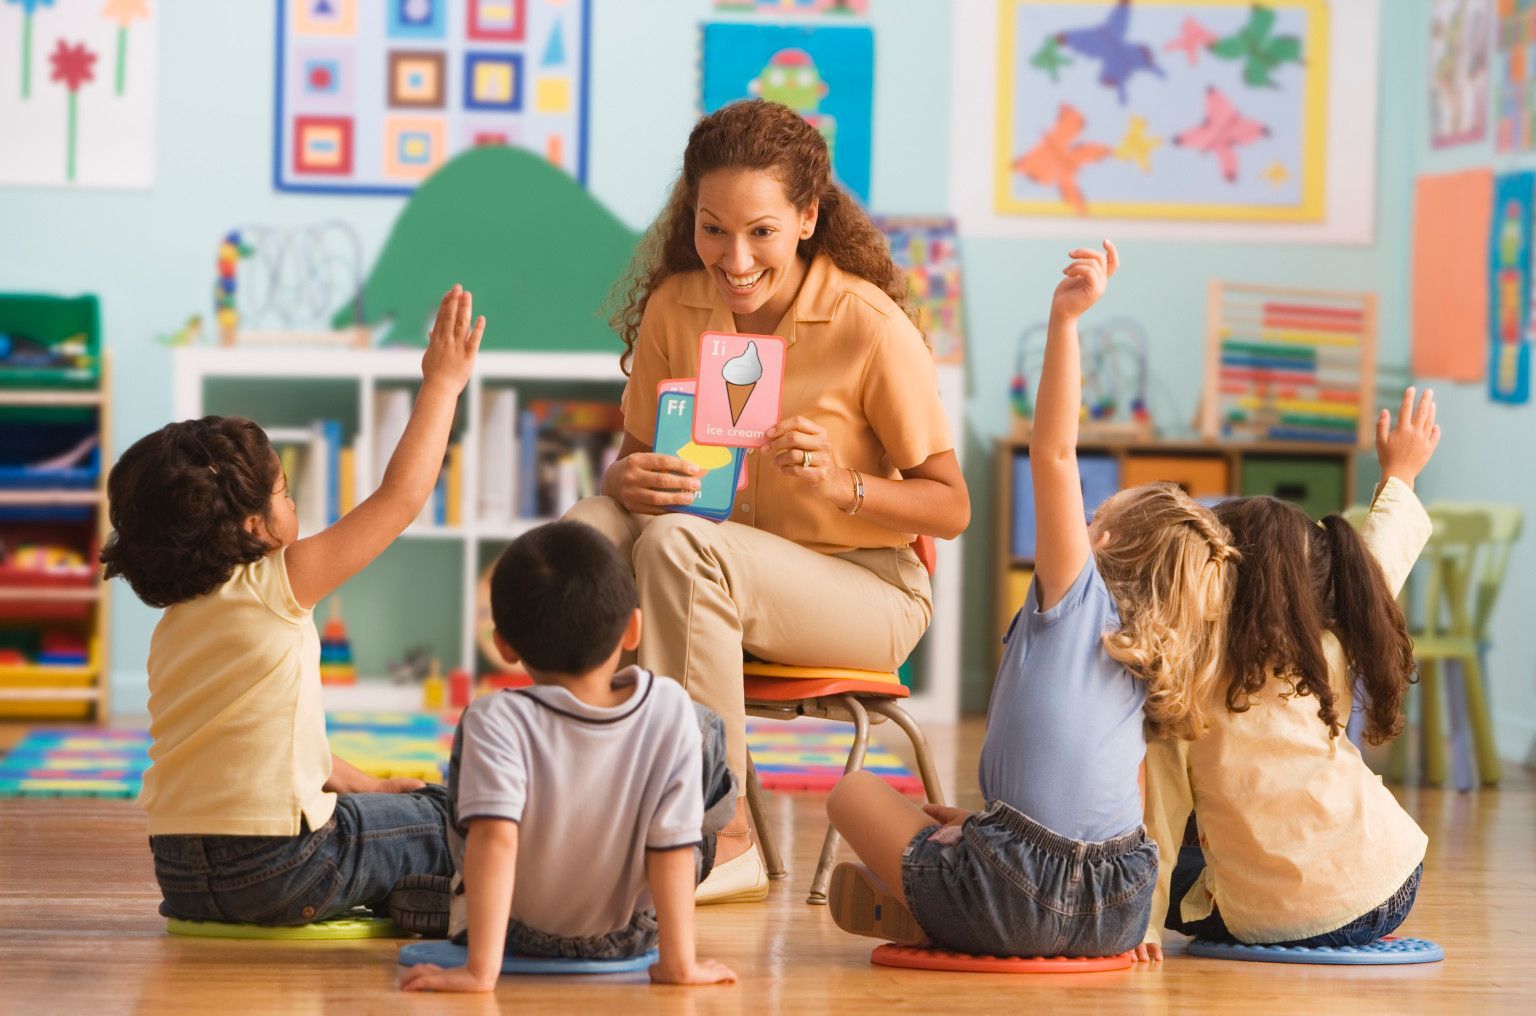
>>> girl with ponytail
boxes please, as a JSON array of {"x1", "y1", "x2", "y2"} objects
[{"x1": 1140, "y1": 388, "x2": 1441, "y2": 958}]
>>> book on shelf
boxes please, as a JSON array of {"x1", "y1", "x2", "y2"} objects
[
  {"x1": 479, "y1": 388, "x2": 517, "y2": 523},
  {"x1": 518, "y1": 400, "x2": 624, "y2": 520}
]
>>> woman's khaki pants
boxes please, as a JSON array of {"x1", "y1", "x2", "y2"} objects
[{"x1": 564, "y1": 496, "x2": 932, "y2": 791}]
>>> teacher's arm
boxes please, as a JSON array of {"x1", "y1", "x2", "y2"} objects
[
  {"x1": 766, "y1": 418, "x2": 970, "y2": 540},
  {"x1": 601, "y1": 431, "x2": 704, "y2": 516}
]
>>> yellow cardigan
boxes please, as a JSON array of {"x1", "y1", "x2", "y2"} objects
[{"x1": 1142, "y1": 477, "x2": 1432, "y2": 945}]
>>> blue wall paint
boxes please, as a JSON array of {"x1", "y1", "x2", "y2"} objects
[{"x1": 2, "y1": 2, "x2": 1527, "y2": 759}]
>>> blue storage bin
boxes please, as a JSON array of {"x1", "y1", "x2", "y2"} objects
[
  {"x1": 0, "y1": 422, "x2": 100, "y2": 489},
  {"x1": 1010, "y1": 453, "x2": 1122, "y2": 560}
]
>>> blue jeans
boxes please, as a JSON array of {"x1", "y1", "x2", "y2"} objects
[
  {"x1": 1165, "y1": 845, "x2": 1423, "y2": 946},
  {"x1": 149, "y1": 785, "x2": 453, "y2": 925},
  {"x1": 900, "y1": 800, "x2": 1158, "y2": 959}
]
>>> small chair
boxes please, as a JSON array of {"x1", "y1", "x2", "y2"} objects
[
  {"x1": 1390, "y1": 504, "x2": 1523, "y2": 788},
  {"x1": 742, "y1": 535, "x2": 947, "y2": 905}
]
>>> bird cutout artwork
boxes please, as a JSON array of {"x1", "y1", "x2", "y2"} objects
[
  {"x1": 1163, "y1": 16, "x2": 1218, "y2": 67},
  {"x1": 1207, "y1": 4, "x2": 1304, "y2": 88},
  {"x1": 1173, "y1": 86, "x2": 1269, "y2": 182},
  {"x1": 1013, "y1": 103, "x2": 1113, "y2": 214},
  {"x1": 1114, "y1": 115, "x2": 1162, "y2": 173},
  {"x1": 1055, "y1": 0, "x2": 1165, "y2": 105},
  {"x1": 1030, "y1": 36, "x2": 1073, "y2": 82}
]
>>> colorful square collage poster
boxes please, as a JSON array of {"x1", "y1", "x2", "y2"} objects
[{"x1": 275, "y1": 0, "x2": 589, "y2": 194}]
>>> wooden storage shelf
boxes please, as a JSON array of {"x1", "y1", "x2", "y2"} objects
[{"x1": 994, "y1": 434, "x2": 1359, "y2": 674}]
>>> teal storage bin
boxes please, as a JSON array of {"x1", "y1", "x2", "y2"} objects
[{"x1": 0, "y1": 294, "x2": 101, "y2": 389}]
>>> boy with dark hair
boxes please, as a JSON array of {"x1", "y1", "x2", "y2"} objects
[{"x1": 399, "y1": 520, "x2": 737, "y2": 993}]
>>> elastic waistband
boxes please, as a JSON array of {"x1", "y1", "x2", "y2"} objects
[{"x1": 976, "y1": 800, "x2": 1147, "y2": 861}]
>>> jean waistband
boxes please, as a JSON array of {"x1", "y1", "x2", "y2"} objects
[{"x1": 977, "y1": 800, "x2": 1147, "y2": 861}]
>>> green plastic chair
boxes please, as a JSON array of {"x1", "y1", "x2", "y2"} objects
[{"x1": 1396, "y1": 504, "x2": 1523, "y2": 787}]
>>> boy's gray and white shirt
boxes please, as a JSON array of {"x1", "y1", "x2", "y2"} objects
[{"x1": 446, "y1": 666, "x2": 703, "y2": 941}]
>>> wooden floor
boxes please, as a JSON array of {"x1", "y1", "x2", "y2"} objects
[{"x1": 1, "y1": 719, "x2": 1531, "y2": 1015}]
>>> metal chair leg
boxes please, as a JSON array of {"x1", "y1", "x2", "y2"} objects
[
  {"x1": 868, "y1": 699, "x2": 947, "y2": 808},
  {"x1": 807, "y1": 694, "x2": 870, "y2": 906},
  {"x1": 746, "y1": 755, "x2": 787, "y2": 880}
]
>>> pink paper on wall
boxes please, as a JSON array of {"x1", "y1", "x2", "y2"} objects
[{"x1": 1412, "y1": 169, "x2": 1492, "y2": 381}]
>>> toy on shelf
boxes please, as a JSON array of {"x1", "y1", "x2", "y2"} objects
[
  {"x1": 1199, "y1": 281, "x2": 1378, "y2": 446},
  {"x1": 387, "y1": 646, "x2": 433, "y2": 686},
  {"x1": 1010, "y1": 317, "x2": 1153, "y2": 440},
  {"x1": 319, "y1": 599, "x2": 356, "y2": 686},
  {"x1": 213, "y1": 222, "x2": 369, "y2": 349},
  {"x1": 421, "y1": 660, "x2": 445, "y2": 711},
  {"x1": 448, "y1": 668, "x2": 472, "y2": 710}
]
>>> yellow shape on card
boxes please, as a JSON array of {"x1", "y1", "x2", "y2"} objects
[
  {"x1": 677, "y1": 441, "x2": 733, "y2": 471},
  {"x1": 535, "y1": 76, "x2": 572, "y2": 114}
]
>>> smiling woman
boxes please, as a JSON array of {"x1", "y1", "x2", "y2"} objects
[{"x1": 565, "y1": 99, "x2": 970, "y2": 907}]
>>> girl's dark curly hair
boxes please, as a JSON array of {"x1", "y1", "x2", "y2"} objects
[
  {"x1": 100, "y1": 417, "x2": 279, "y2": 608},
  {"x1": 609, "y1": 98, "x2": 916, "y2": 375},
  {"x1": 1212, "y1": 496, "x2": 1417, "y2": 745}
]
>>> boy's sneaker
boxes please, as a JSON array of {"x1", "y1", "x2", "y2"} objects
[
  {"x1": 828, "y1": 862, "x2": 925, "y2": 945},
  {"x1": 388, "y1": 874, "x2": 452, "y2": 937}
]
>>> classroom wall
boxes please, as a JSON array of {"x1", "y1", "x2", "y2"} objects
[
  {"x1": 1403, "y1": 0, "x2": 1536, "y2": 766},
  {"x1": 10, "y1": 2, "x2": 1525, "y2": 757}
]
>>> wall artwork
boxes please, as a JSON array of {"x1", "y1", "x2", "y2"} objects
[
  {"x1": 1430, "y1": 0, "x2": 1491, "y2": 149},
  {"x1": 0, "y1": 0, "x2": 155, "y2": 188},
  {"x1": 701, "y1": 22, "x2": 874, "y2": 202},
  {"x1": 1412, "y1": 169, "x2": 1492, "y2": 383},
  {"x1": 1489, "y1": 171, "x2": 1534, "y2": 404},
  {"x1": 873, "y1": 215, "x2": 966, "y2": 366},
  {"x1": 949, "y1": 0, "x2": 1380, "y2": 242},
  {"x1": 1495, "y1": 0, "x2": 1536, "y2": 151},
  {"x1": 274, "y1": 0, "x2": 590, "y2": 194}
]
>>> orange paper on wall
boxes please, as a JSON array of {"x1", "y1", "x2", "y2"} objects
[{"x1": 1412, "y1": 169, "x2": 1492, "y2": 382}]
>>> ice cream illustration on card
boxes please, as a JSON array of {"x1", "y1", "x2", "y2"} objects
[{"x1": 694, "y1": 332, "x2": 785, "y2": 448}]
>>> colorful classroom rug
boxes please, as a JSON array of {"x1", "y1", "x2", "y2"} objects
[{"x1": 0, "y1": 714, "x2": 921, "y2": 798}]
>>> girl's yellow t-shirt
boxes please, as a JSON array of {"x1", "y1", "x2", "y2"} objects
[{"x1": 139, "y1": 548, "x2": 336, "y2": 836}]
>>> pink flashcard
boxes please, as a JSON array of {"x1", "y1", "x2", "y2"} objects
[
  {"x1": 660, "y1": 377, "x2": 748, "y2": 489},
  {"x1": 693, "y1": 332, "x2": 785, "y2": 448}
]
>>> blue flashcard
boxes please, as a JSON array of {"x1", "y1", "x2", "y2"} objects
[{"x1": 653, "y1": 392, "x2": 742, "y2": 522}]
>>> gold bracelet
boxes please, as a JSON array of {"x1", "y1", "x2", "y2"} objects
[{"x1": 843, "y1": 468, "x2": 865, "y2": 516}]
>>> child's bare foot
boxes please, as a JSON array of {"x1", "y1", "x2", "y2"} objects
[{"x1": 828, "y1": 862, "x2": 925, "y2": 945}]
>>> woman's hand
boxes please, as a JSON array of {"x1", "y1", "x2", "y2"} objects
[
  {"x1": 1050, "y1": 240, "x2": 1119, "y2": 321},
  {"x1": 765, "y1": 416, "x2": 849, "y2": 507},
  {"x1": 420, "y1": 285, "x2": 485, "y2": 394},
  {"x1": 606, "y1": 453, "x2": 703, "y2": 516},
  {"x1": 1376, "y1": 387, "x2": 1441, "y2": 490}
]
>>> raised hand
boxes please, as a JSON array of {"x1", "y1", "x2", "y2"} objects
[
  {"x1": 1376, "y1": 387, "x2": 1441, "y2": 489},
  {"x1": 421, "y1": 285, "x2": 485, "y2": 394},
  {"x1": 1050, "y1": 239, "x2": 1119, "y2": 321}
]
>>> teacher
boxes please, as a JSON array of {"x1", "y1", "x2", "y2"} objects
[{"x1": 566, "y1": 99, "x2": 970, "y2": 904}]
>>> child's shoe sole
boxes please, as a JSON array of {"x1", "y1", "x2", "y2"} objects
[
  {"x1": 388, "y1": 874, "x2": 452, "y2": 937},
  {"x1": 828, "y1": 863, "x2": 925, "y2": 945}
]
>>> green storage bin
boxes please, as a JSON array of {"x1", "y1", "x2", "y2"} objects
[
  {"x1": 0, "y1": 293, "x2": 101, "y2": 389},
  {"x1": 1239, "y1": 456, "x2": 1345, "y2": 520}
]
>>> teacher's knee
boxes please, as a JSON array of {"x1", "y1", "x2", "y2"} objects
[
  {"x1": 632, "y1": 512, "x2": 717, "y2": 572},
  {"x1": 563, "y1": 495, "x2": 629, "y2": 544}
]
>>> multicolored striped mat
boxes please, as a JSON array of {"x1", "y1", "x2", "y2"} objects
[{"x1": 0, "y1": 714, "x2": 919, "y2": 798}]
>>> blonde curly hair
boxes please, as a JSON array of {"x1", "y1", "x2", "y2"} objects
[{"x1": 1090, "y1": 482, "x2": 1239, "y2": 739}]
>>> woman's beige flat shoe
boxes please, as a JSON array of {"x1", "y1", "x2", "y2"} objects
[{"x1": 695, "y1": 844, "x2": 769, "y2": 904}]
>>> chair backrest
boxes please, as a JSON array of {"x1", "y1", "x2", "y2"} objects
[
  {"x1": 914, "y1": 534, "x2": 937, "y2": 577},
  {"x1": 1425, "y1": 503, "x2": 1525, "y2": 638}
]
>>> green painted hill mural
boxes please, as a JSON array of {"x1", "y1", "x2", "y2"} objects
[{"x1": 334, "y1": 147, "x2": 640, "y2": 352}]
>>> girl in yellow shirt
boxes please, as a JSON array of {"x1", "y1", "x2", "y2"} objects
[
  {"x1": 102, "y1": 287, "x2": 482, "y2": 932},
  {"x1": 1142, "y1": 388, "x2": 1440, "y2": 957}
]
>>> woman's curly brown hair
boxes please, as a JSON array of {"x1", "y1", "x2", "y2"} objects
[
  {"x1": 100, "y1": 417, "x2": 279, "y2": 608},
  {"x1": 609, "y1": 98, "x2": 916, "y2": 374},
  {"x1": 1212, "y1": 497, "x2": 1417, "y2": 745}
]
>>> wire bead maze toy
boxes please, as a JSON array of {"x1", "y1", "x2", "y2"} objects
[
  {"x1": 214, "y1": 222, "x2": 369, "y2": 348},
  {"x1": 1010, "y1": 317, "x2": 1153, "y2": 440}
]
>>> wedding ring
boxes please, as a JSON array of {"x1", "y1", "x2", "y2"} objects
[{"x1": 802, "y1": 450, "x2": 814, "y2": 469}]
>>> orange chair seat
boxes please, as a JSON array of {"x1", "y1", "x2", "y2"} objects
[{"x1": 743, "y1": 662, "x2": 908, "y2": 702}]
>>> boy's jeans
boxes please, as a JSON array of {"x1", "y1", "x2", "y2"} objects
[
  {"x1": 149, "y1": 785, "x2": 453, "y2": 925},
  {"x1": 454, "y1": 704, "x2": 737, "y2": 959}
]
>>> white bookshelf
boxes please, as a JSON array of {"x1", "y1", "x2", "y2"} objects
[{"x1": 171, "y1": 348, "x2": 963, "y2": 723}]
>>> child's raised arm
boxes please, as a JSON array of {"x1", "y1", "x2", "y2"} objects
[
  {"x1": 286, "y1": 286, "x2": 484, "y2": 608},
  {"x1": 1374, "y1": 386, "x2": 1440, "y2": 494},
  {"x1": 646, "y1": 846, "x2": 737, "y2": 986},
  {"x1": 1031, "y1": 240, "x2": 1118, "y2": 610},
  {"x1": 399, "y1": 818, "x2": 517, "y2": 993}
]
